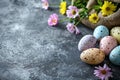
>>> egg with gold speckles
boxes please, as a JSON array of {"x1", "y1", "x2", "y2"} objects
[
  {"x1": 80, "y1": 48, "x2": 105, "y2": 65},
  {"x1": 93, "y1": 25, "x2": 109, "y2": 40},
  {"x1": 109, "y1": 46, "x2": 120, "y2": 65},
  {"x1": 100, "y1": 36, "x2": 118, "y2": 55},
  {"x1": 78, "y1": 35, "x2": 97, "y2": 51},
  {"x1": 110, "y1": 27, "x2": 120, "y2": 44}
]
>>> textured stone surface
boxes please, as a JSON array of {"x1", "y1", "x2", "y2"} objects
[{"x1": 0, "y1": 0, "x2": 120, "y2": 80}]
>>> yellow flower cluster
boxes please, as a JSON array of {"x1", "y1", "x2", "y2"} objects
[
  {"x1": 59, "y1": 1, "x2": 67, "y2": 15},
  {"x1": 89, "y1": 1, "x2": 117, "y2": 24},
  {"x1": 89, "y1": 13, "x2": 99, "y2": 24},
  {"x1": 101, "y1": 1, "x2": 117, "y2": 16}
]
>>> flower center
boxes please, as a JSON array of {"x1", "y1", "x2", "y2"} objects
[
  {"x1": 93, "y1": 16, "x2": 97, "y2": 20},
  {"x1": 52, "y1": 19, "x2": 57, "y2": 23},
  {"x1": 44, "y1": 2, "x2": 48, "y2": 6},
  {"x1": 72, "y1": 10, "x2": 76, "y2": 15},
  {"x1": 101, "y1": 70, "x2": 107, "y2": 74},
  {"x1": 106, "y1": 7, "x2": 110, "y2": 11}
]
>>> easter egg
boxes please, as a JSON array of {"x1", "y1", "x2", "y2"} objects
[
  {"x1": 80, "y1": 48, "x2": 105, "y2": 65},
  {"x1": 110, "y1": 27, "x2": 120, "y2": 44},
  {"x1": 93, "y1": 25, "x2": 109, "y2": 40},
  {"x1": 109, "y1": 46, "x2": 120, "y2": 65},
  {"x1": 100, "y1": 36, "x2": 117, "y2": 55},
  {"x1": 78, "y1": 35, "x2": 97, "y2": 51}
]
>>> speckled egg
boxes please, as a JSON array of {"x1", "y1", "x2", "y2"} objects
[
  {"x1": 78, "y1": 35, "x2": 97, "y2": 51},
  {"x1": 100, "y1": 36, "x2": 117, "y2": 55},
  {"x1": 80, "y1": 48, "x2": 105, "y2": 65},
  {"x1": 110, "y1": 27, "x2": 120, "y2": 44},
  {"x1": 93, "y1": 25, "x2": 109, "y2": 40},
  {"x1": 109, "y1": 46, "x2": 120, "y2": 65}
]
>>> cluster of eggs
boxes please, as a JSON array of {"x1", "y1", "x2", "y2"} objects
[{"x1": 78, "y1": 25, "x2": 120, "y2": 65}]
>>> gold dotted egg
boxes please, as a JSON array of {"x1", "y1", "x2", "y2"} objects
[{"x1": 80, "y1": 48, "x2": 105, "y2": 65}]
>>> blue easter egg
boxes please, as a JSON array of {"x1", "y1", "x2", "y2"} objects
[
  {"x1": 109, "y1": 46, "x2": 120, "y2": 65},
  {"x1": 93, "y1": 25, "x2": 109, "y2": 40}
]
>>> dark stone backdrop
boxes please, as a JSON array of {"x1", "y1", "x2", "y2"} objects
[{"x1": 0, "y1": 0, "x2": 119, "y2": 80}]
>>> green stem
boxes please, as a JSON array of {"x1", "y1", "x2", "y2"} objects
[
  {"x1": 49, "y1": 4, "x2": 59, "y2": 6},
  {"x1": 59, "y1": 18, "x2": 70, "y2": 23},
  {"x1": 71, "y1": 0, "x2": 75, "y2": 5},
  {"x1": 75, "y1": 19, "x2": 81, "y2": 26},
  {"x1": 61, "y1": 0, "x2": 65, "y2": 2}
]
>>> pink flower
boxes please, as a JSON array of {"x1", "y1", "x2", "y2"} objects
[
  {"x1": 66, "y1": 23, "x2": 75, "y2": 33},
  {"x1": 94, "y1": 64, "x2": 113, "y2": 80},
  {"x1": 66, "y1": 23, "x2": 80, "y2": 34},
  {"x1": 48, "y1": 13, "x2": 59, "y2": 26},
  {"x1": 75, "y1": 27, "x2": 80, "y2": 34},
  {"x1": 41, "y1": 0, "x2": 49, "y2": 10},
  {"x1": 66, "y1": 6, "x2": 79, "y2": 18}
]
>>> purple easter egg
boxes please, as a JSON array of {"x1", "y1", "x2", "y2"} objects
[{"x1": 78, "y1": 35, "x2": 97, "y2": 51}]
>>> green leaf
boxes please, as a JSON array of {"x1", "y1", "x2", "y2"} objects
[
  {"x1": 97, "y1": 0, "x2": 103, "y2": 6},
  {"x1": 93, "y1": 5, "x2": 101, "y2": 12},
  {"x1": 93, "y1": 5, "x2": 100, "y2": 9},
  {"x1": 73, "y1": 0, "x2": 87, "y2": 8},
  {"x1": 79, "y1": 8, "x2": 89, "y2": 19}
]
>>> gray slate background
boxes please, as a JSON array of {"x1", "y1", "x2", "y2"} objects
[{"x1": 0, "y1": 0, "x2": 120, "y2": 80}]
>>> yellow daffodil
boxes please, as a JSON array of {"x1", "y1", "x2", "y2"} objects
[
  {"x1": 101, "y1": 1, "x2": 117, "y2": 16},
  {"x1": 89, "y1": 13, "x2": 99, "y2": 24},
  {"x1": 59, "y1": 1, "x2": 67, "y2": 15}
]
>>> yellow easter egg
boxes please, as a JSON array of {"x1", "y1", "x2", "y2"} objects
[{"x1": 110, "y1": 27, "x2": 120, "y2": 44}]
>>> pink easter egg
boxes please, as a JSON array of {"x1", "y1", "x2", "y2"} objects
[{"x1": 100, "y1": 36, "x2": 118, "y2": 55}]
